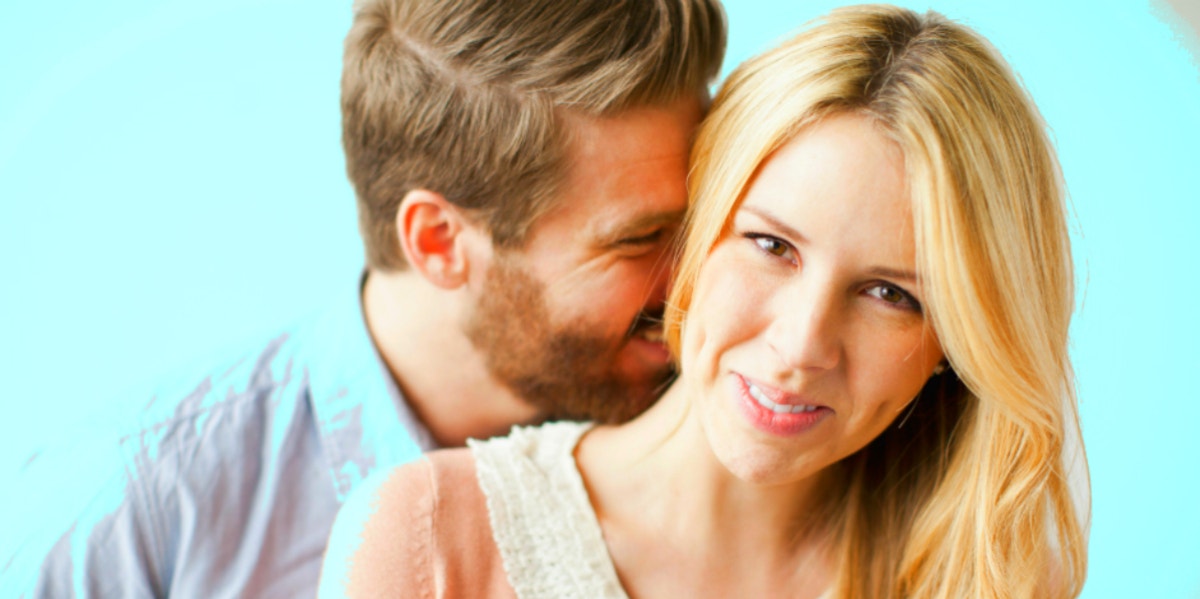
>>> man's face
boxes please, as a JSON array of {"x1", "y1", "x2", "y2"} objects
[{"x1": 465, "y1": 97, "x2": 702, "y2": 423}]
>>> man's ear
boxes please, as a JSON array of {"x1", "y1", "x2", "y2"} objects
[{"x1": 395, "y1": 189, "x2": 481, "y2": 289}]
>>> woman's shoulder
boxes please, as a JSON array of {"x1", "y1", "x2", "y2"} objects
[
  {"x1": 466, "y1": 421, "x2": 597, "y2": 534},
  {"x1": 320, "y1": 449, "x2": 510, "y2": 598},
  {"x1": 351, "y1": 448, "x2": 483, "y2": 527},
  {"x1": 468, "y1": 421, "x2": 628, "y2": 598},
  {"x1": 322, "y1": 421, "x2": 611, "y2": 598},
  {"x1": 468, "y1": 420, "x2": 594, "y2": 473}
]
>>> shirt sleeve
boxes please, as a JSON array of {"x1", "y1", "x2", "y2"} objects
[{"x1": 3, "y1": 432, "x2": 168, "y2": 599}]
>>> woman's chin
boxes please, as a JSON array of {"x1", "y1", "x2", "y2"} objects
[{"x1": 700, "y1": 410, "x2": 828, "y2": 487}]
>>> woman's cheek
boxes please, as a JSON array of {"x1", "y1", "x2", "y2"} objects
[{"x1": 684, "y1": 244, "x2": 766, "y2": 375}]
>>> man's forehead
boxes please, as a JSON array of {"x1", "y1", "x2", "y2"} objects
[
  {"x1": 562, "y1": 171, "x2": 689, "y2": 247},
  {"x1": 527, "y1": 97, "x2": 699, "y2": 246}
]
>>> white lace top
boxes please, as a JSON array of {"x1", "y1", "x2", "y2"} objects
[
  {"x1": 468, "y1": 421, "x2": 628, "y2": 599},
  {"x1": 468, "y1": 421, "x2": 834, "y2": 599}
]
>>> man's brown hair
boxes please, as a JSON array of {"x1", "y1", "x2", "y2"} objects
[{"x1": 342, "y1": 0, "x2": 726, "y2": 270}]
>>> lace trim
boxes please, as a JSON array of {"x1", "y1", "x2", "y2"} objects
[{"x1": 469, "y1": 422, "x2": 628, "y2": 599}]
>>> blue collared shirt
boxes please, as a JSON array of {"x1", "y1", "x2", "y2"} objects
[{"x1": 3, "y1": 275, "x2": 436, "y2": 597}]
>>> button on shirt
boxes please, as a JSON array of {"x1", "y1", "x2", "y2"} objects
[{"x1": 4, "y1": 275, "x2": 437, "y2": 597}]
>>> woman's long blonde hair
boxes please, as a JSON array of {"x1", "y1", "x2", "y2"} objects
[{"x1": 665, "y1": 5, "x2": 1087, "y2": 597}]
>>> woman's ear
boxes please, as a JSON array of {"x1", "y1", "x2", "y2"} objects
[{"x1": 395, "y1": 189, "x2": 480, "y2": 289}]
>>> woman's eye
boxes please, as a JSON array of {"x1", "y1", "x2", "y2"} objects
[
  {"x1": 866, "y1": 284, "x2": 922, "y2": 312},
  {"x1": 750, "y1": 234, "x2": 793, "y2": 260}
]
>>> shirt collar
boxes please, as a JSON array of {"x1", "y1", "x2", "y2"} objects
[{"x1": 304, "y1": 270, "x2": 438, "y2": 502}]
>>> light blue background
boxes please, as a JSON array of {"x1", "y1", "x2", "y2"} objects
[{"x1": 1, "y1": 1, "x2": 1197, "y2": 596}]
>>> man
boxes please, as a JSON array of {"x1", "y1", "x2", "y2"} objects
[{"x1": 4, "y1": 0, "x2": 725, "y2": 596}]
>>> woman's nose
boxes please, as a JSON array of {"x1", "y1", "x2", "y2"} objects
[{"x1": 765, "y1": 278, "x2": 842, "y2": 373}]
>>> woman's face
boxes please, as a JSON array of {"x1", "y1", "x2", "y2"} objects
[{"x1": 682, "y1": 113, "x2": 944, "y2": 485}]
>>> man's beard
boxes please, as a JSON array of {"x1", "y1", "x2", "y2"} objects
[{"x1": 463, "y1": 257, "x2": 673, "y2": 424}]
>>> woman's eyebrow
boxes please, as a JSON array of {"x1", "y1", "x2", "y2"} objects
[
  {"x1": 741, "y1": 204, "x2": 919, "y2": 283},
  {"x1": 740, "y1": 205, "x2": 808, "y2": 245},
  {"x1": 866, "y1": 267, "x2": 918, "y2": 283}
]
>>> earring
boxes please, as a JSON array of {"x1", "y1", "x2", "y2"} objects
[{"x1": 932, "y1": 361, "x2": 948, "y2": 376}]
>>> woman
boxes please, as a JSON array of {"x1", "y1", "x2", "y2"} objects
[{"x1": 320, "y1": 5, "x2": 1088, "y2": 597}]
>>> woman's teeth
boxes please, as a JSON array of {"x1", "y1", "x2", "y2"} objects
[{"x1": 747, "y1": 381, "x2": 818, "y2": 414}]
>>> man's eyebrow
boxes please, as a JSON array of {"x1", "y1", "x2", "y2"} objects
[{"x1": 595, "y1": 209, "x2": 687, "y2": 244}]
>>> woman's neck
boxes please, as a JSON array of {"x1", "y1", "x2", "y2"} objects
[{"x1": 575, "y1": 381, "x2": 836, "y2": 598}]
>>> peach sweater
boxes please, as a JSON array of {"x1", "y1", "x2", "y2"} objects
[{"x1": 389, "y1": 422, "x2": 627, "y2": 598}]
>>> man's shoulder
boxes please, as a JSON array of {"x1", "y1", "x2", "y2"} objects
[
  {"x1": 27, "y1": 317, "x2": 325, "y2": 524},
  {"x1": 92, "y1": 318, "x2": 342, "y2": 506},
  {"x1": 2, "y1": 316, "x2": 344, "y2": 597},
  {"x1": 133, "y1": 322, "x2": 315, "y2": 436},
  {"x1": 19, "y1": 317, "x2": 324, "y2": 493}
]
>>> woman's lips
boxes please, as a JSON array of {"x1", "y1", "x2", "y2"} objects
[
  {"x1": 732, "y1": 374, "x2": 830, "y2": 436},
  {"x1": 746, "y1": 381, "x2": 819, "y2": 413}
]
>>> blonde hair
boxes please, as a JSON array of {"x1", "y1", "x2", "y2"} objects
[
  {"x1": 342, "y1": 0, "x2": 726, "y2": 270},
  {"x1": 665, "y1": 5, "x2": 1087, "y2": 597}
]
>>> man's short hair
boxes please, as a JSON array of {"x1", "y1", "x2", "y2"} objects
[{"x1": 342, "y1": 0, "x2": 726, "y2": 270}]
